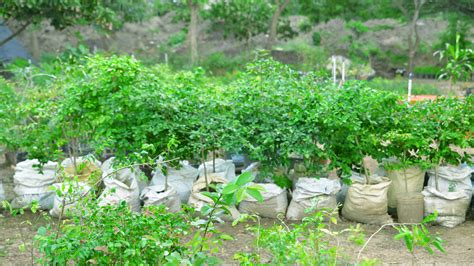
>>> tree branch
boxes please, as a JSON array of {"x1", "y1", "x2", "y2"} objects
[{"x1": 0, "y1": 20, "x2": 32, "y2": 47}]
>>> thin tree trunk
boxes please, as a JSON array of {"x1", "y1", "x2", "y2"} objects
[
  {"x1": 266, "y1": 0, "x2": 290, "y2": 49},
  {"x1": 31, "y1": 29, "x2": 40, "y2": 61},
  {"x1": 406, "y1": 0, "x2": 425, "y2": 75},
  {"x1": 0, "y1": 20, "x2": 31, "y2": 47},
  {"x1": 187, "y1": 0, "x2": 199, "y2": 65}
]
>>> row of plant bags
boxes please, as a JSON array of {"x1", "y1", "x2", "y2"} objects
[
  {"x1": 11, "y1": 159, "x2": 58, "y2": 209},
  {"x1": 423, "y1": 165, "x2": 472, "y2": 228}
]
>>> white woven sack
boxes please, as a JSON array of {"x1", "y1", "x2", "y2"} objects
[
  {"x1": 198, "y1": 159, "x2": 236, "y2": 181},
  {"x1": 99, "y1": 176, "x2": 140, "y2": 212},
  {"x1": 101, "y1": 157, "x2": 147, "y2": 193},
  {"x1": 150, "y1": 161, "x2": 199, "y2": 203},
  {"x1": 188, "y1": 173, "x2": 240, "y2": 221},
  {"x1": 287, "y1": 178, "x2": 341, "y2": 220},
  {"x1": 238, "y1": 183, "x2": 288, "y2": 218},
  {"x1": 13, "y1": 159, "x2": 57, "y2": 192},
  {"x1": 423, "y1": 165, "x2": 472, "y2": 227},
  {"x1": 50, "y1": 182, "x2": 91, "y2": 217},
  {"x1": 140, "y1": 185, "x2": 181, "y2": 213},
  {"x1": 387, "y1": 167, "x2": 425, "y2": 208},
  {"x1": 10, "y1": 192, "x2": 55, "y2": 210},
  {"x1": 341, "y1": 173, "x2": 392, "y2": 224}
]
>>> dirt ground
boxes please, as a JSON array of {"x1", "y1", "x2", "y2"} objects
[{"x1": 1, "y1": 156, "x2": 474, "y2": 265}]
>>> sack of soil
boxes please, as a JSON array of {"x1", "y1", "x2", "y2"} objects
[
  {"x1": 188, "y1": 173, "x2": 240, "y2": 221},
  {"x1": 198, "y1": 159, "x2": 236, "y2": 181},
  {"x1": 238, "y1": 183, "x2": 288, "y2": 218},
  {"x1": 387, "y1": 166, "x2": 425, "y2": 208},
  {"x1": 341, "y1": 173, "x2": 392, "y2": 224},
  {"x1": 11, "y1": 159, "x2": 58, "y2": 210},
  {"x1": 62, "y1": 156, "x2": 102, "y2": 184},
  {"x1": 50, "y1": 182, "x2": 91, "y2": 218},
  {"x1": 101, "y1": 157, "x2": 147, "y2": 193},
  {"x1": 422, "y1": 165, "x2": 472, "y2": 228},
  {"x1": 140, "y1": 185, "x2": 181, "y2": 213},
  {"x1": 287, "y1": 178, "x2": 341, "y2": 220},
  {"x1": 150, "y1": 161, "x2": 199, "y2": 203},
  {"x1": 99, "y1": 174, "x2": 141, "y2": 212}
]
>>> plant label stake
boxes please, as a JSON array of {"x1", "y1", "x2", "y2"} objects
[
  {"x1": 407, "y1": 72, "x2": 413, "y2": 101},
  {"x1": 342, "y1": 61, "x2": 345, "y2": 84}
]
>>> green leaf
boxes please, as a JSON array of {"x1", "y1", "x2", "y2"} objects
[
  {"x1": 235, "y1": 188, "x2": 246, "y2": 203},
  {"x1": 221, "y1": 184, "x2": 239, "y2": 195},
  {"x1": 246, "y1": 187, "x2": 263, "y2": 202},
  {"x1": 235, "y1": 172, "x2": 254, "y2": 186}
]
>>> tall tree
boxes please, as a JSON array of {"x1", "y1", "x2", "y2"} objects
[
  {"x1": 187, "y1": 0, "x2": 200, "y2": 65},
  {"x1": 266, "y1": 0, "x2": 290, "y2": 49},
  {"x1": 395, "y1": 0, "x2": 426, "y2": 75}
]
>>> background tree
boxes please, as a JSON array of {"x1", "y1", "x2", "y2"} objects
[
  {"x1": 0, "y1": 0, "x2": 149, "y2": 48},
  {"x1": 266, "y1": 0, "x2": 290, "y2": 49},
  {"x1": 394, "y1": 0, "x2": 426, "y2": 75}
]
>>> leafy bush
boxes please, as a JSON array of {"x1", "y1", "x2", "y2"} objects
[
  {"x1": 36, "y1": 203, "x2": 191, "y2": 265},
  {"x1": 312, "y1": 31, "x2": 321, "y2": 46}
]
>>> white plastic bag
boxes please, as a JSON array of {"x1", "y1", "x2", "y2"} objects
[
  {"x1": 150, "y1": 161, "x2": 199, "y2": 203},
  {"x1": 50, "y1": 182, "x2": 91, "y2": 217},
  {"x1": 239, "y1": 183, "x2": 288, "y2": 218},
  {"x1": 140, "y1": 185, "x2": 181, "y2": 213},
  {"x1": 287, "y1": 178, "x2": 341, "y2": 220},
  {"x1": 423, "y1": 165, "x2": 472, "y2": 227},
  {"x1": 198, "y1": 159, "x2": 236, "y2": 181}
]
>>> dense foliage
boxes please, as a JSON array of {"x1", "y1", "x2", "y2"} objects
[{"x1": 1, "y1": 54, "x2": 472, "y2": 183}]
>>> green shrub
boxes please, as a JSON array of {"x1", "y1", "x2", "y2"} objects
[
  {"x1": 298, "y1": 17, "x2": 313, "y2": 33},
  {"x1": 281, "y1": 41, "x2": 328, "y2": 71},
  {"x1": 36, "y1": 204, "x2": 191, "y2": 265},
  {"x1": 312, "y1": 31, "x2": 321, "y2": 46},
  {"x1": 414, "y1": 66, "x2": 442, "y2": 76}
]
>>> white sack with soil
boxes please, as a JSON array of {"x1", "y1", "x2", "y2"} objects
[
  {"x1": 341, "y1": 173, "x2": 392, "y2": 224},
  {"x1": 423, "y1": 165, "x2": 472, "y2": 228},
  {"x1": 140, "y1": 185, "x2": 181, "y2": 212},
  {"x1": 50, "y1": 182, "x2": 91, "y2": 217},
  {"x1": 188, "y1": 173, "x2": 240, "y2": 221},
  {"x1": 387, "y1": 167, "x2": 425, "y2": 208},
  {"x1": 150, "y1": 161, "x2": 199, "y2": 203},
  {"x1": 98, "y1": 162, "x2": 142, "y2": 212},
  {"x1": 238, "y1": 183, "x2": 288, "y2": 218},
  {"x1": 198, "y1": 159, "x2": 236, "y2": 181},
  {"x1": 287, "y1": 178, "x2": 341, "y2": 220},
  {"x1": 102, "y1": 157, "x2": 147, "y2": 193},
  {"x1": 11, "y1": 159, "x2": 58, "y2": 210},
  {"x1": 61, "y1": 156, "x2": 102, "y2": 183}
]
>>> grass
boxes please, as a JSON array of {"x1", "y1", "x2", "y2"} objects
[{"x1": 368, "y1": 77, "x2": 442, "y2": 95}]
